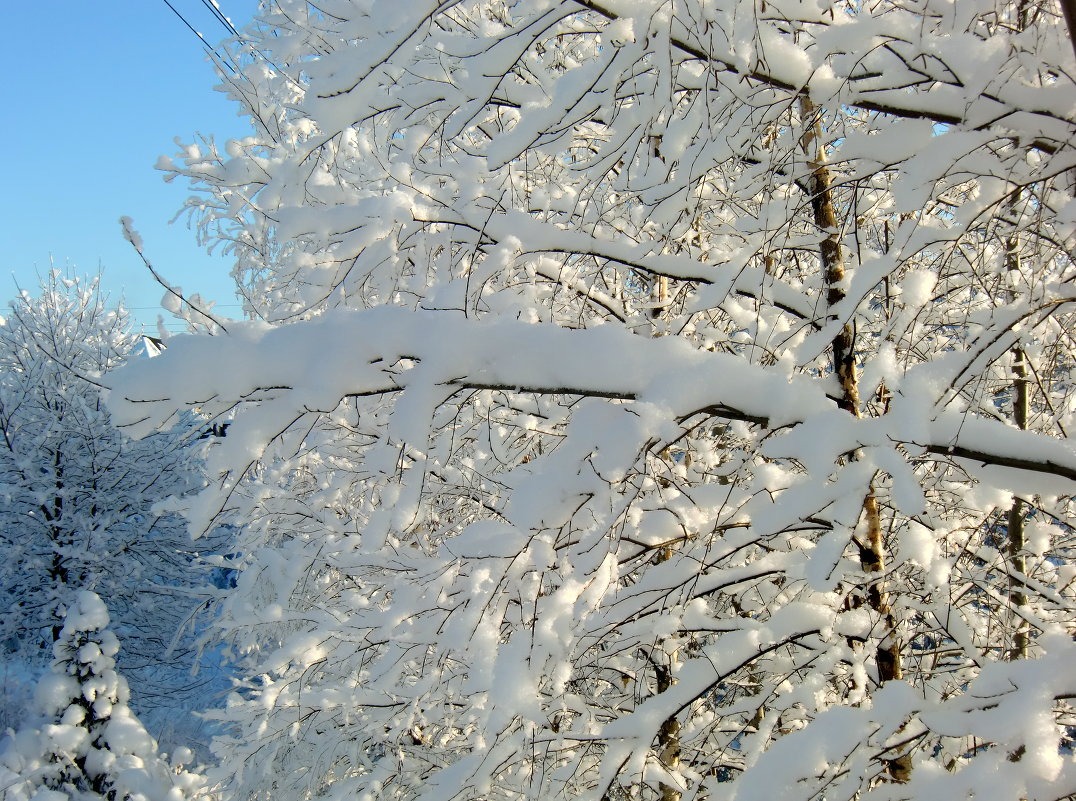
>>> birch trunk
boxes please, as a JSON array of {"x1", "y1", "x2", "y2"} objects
[{"x1": 800, "y1": 95, "x2": 910, "y2": 782}]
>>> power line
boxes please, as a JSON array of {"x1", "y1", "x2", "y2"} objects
[
  {"x1": 158, "y1": 0, "x2": 243, "y2": 72},
  {"x1": 159, "y1": 0, "x2": 214, "y2": 56},
  {"x1": 125, "y1": 304, "x2": 244, "y2": 310},
  {"x1": 198, "y1": 0, "x2": 242, "y2": 39},
  {"x1": 160, "y1": 0, "x2": 306, "y2": 94}
]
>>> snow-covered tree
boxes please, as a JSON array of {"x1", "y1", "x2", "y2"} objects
[
  {"x1": 112, "y1": 1, "x2": 1076, "y2": 798},
  {"x1": 0, "y1": 273, "x2": 222, "y2": 742},
  {"x1": 0, "y1": 591, "x2": 209, "y2": 801}
]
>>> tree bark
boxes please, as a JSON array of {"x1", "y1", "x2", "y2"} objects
[
  {"x1": 1003, "y1": 196, "x2": 1031, "y2": 663},
  {"x1": 1060, "y1": 0, "x2": 1076, "y2": 61},
  {"x1": 651, "y1": 276, "x2": 681, "y2": 801},
  {"x1": 655, "y1": 659, "x2": 682, "y2": 801},
  {"x1": 1007, "y1": 351, "x2": 1030, "y2": 662},
  {"x1": 800, "y1": 96, "x2": 910, "y2": 782}
]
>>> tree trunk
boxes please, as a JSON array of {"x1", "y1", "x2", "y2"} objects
[
  {"x1": 1060, "y1": 0, "x2": 1076, "y2": 61},
  {"x1": 1004, "y1": 202, "x2": 1031, "y2": 663},
  {"x1": 1007, "y1": 349, "x2": 1030, "y2": 662},
  {"x1": 800, "y1": 95, "x2": 910, "y2": 782},
  {"x1": 655, "y1": 659, "x2": 682, "y2": 801},
  {"x1": 648, "y1": 276, "x2": 681, "y2": 801}
]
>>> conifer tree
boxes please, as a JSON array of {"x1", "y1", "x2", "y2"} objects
[{"x1": 0, "y1": 591, "x2": 209, "y2": 801}]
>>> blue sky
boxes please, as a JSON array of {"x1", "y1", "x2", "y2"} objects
[{"x1": 2, "y1": 0, "x2": 261, "y2": 332}]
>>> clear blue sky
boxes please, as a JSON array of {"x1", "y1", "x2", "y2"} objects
[{"x1": 1, "y1": 0, "x2": 261, "y2": 333}]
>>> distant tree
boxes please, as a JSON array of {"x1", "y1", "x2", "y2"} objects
[
  {"x1": 0, "y1": 591, "x2": 209, "y2": 800},
  {"x1": 115, "y1": 1, "x2": 1076, "y2": 799},
  {"x1": 0, "y1": 272, "x2": 222, "y2": 743}
]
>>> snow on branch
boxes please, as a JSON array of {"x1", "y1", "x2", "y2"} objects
[
  {"x1": 108, "y1": 308, "x2": 1076, "y2": 486},
  {"x1": 572, "y1": 0, "x2": 1075, "y2": 150}
]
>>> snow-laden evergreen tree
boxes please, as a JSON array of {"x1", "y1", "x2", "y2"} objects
[
  {"x1": 111, "y1": 0, "x2": 1075, "y2": 798},
  {"x1": 0, "y1": 591, "x2": 210, "y2": 801},
  {"x1": 0, "y1": 273, "x2": 224, "y2": 747}
]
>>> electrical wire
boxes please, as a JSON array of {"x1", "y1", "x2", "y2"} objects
[
  {"x1": 198, "y1": 0, "x2": 242, "y2": 39},
  {"x1": 158, "y1": 0, "x2": 214, "y2": 54},
  {"x1": 158, "y1": 0, "x2": 242, "y2": 73},
  {"x1": 160, "y1": 1, "x2": 304, "y2": 93}
]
